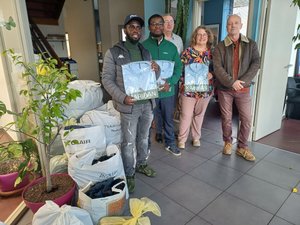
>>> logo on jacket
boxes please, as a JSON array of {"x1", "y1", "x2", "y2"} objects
[
  {"x1": 118, "y1": 54, "x2": 125, "y2": 59},
  {"x1": 162, "y1": 52, "x2": 169, "y2": 55}
]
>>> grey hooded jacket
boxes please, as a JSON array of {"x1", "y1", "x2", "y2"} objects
[{"x1": 102, "y1": 41, "x2": 156, "y2": 113}]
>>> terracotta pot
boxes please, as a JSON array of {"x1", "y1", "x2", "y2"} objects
[
  {"x1": 22, "y1": 173, "x2": 76, "y2": 213},
  {"x1": 0, "y1": 172, "x2": 30, "y2": 193}
]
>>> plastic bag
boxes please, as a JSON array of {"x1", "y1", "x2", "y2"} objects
[
  {"x1": 80, "y1": 109, "x2": 121, "y2": 145},
  {"x1": 68, "y1": 145, "x2": 127, "y2": 191},
  {"x1": 50, "y1": 154, "x2": 68, "y2": 174},
  {"x1": 78, "y1": 178, "x2": 126, "y2": 224},
  {"x1": 122, "y1": 61, "x2": 158, "y2": 100},
  {"x1": 32, "y1": 201, "x2": 93, "y2": 225},
  {"x1": 64, "y1": 80, "x2": 104, "y2": 119},
  {"x1": 184, "y1": 63, "x2": 209, "y2": 92},
  {"x1": 156, "y1": 60, "x2": 174, "y2": 86},
  {"x1": 62, "y1": 124, "x2": 106, "y2": 158},
  {"x1": 99, "y1": 197, "x2": 161, "y2": 225}
]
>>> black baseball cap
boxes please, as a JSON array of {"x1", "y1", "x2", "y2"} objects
[{"x1": 124, "y1": 14, "x2": 144, "y2": 27}]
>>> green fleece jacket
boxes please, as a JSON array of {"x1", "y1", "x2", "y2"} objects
[{"x1": 143, "y1": 36, "x2": 182, "y2": 98}]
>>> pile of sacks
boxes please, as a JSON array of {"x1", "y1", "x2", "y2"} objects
[{"x1": 46, "y1": 80, "x2": 127, "y2": 224}]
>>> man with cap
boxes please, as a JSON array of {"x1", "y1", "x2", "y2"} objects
[{"x1": 102, "y1": 14, "x2": 159, "y2": 193}]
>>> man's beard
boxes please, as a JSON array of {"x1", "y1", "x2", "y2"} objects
[
  {"x1": 126, "y1": 35, "x2": 139, "y2": 44},
  {"x1": 150, "y1": 32, "x2": 162, "y2": 38}
]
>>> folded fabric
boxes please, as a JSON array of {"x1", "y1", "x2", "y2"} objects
[
  {"x1": 156, "y1": 60, "x2": 175, "y2": 86},
  {"x1": 122, "y1": 61, "x2": 158, "y2": 100},
  {"x1": 184, "y1": 63, "x2": 209, "y2": 92}
]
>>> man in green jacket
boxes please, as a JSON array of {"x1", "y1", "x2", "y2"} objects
[{"x1": 143, "y1": 14, "x2": 182, "y2": 156}]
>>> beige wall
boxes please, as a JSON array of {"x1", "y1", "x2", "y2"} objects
[
  {"x1": 99, "y1": 0, "x2": 144, "y2": 55},
  {"x1": 64, "y1": 0, "x2": 99, "y2": 81}
]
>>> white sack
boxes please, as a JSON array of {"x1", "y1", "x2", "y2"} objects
[
  {"x1": 50, "y1": 154, "x2": 68, "y2": 174},
  {"x1": 64, "y1": 80, "x2": 104, "y2": 119},
  {"x1": 68, "y1": 145, "x2": 126, "y2": 190},
  {"x1": 62, "y1": 125, "x2": 106, "y2": 158},
  {"x1": 32, "y1": 201, "x2": 93, "y2": 225},
  {"x1": 78, "y1": 178, "x2": 126, "y2": 224},
  {"x1": 80, "y1": 110, "x2": 121, "y2": 145}
]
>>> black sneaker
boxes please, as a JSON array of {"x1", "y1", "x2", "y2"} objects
[
  {"x1": 155, "y1": 133, "x2": 163, "y2": 143},
  {"x1": 165, "y1": 145, "x2": 181, "y2": 156}
]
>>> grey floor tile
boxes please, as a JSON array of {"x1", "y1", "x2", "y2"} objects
[
  {"x1": 136, "y1": 160, "x2": 185, "y2": 190},
  {"x1": 277, "y1": 194, "x2": 300, "y2": 225},
  {"x1": 190, "y1": 140, "x2": 223, "y2": 159},
  {"x1": 189, "y1": 160, "x2": 243, "y2": 190},
  {"x1": 148, "y1": 143, "x2": 169, "y2": 161},
  {"x1": 227, "y1": 175, "x2": 290, "y2": 214},
  {"x1": 129, "y1": 178, "x2": 157, "y2": 198},
  {"x1": 161, "y1": 174, "x2": 222, "y2": 214},
  {"x1": 201, "y1": 128, "x2": 215, "y2": 137},
  {"x1": 247, "y1": 160, "x2": 300, "y2": 190},
  {"x1": 246, "y1": 142, "x2": 274, "y2": 159},
  {"x1": 201, "y1": 131, "x2": 228, "y2": 146},
  {"x1": 211, "y1": 152, "x2": 257, "y2": 173},
  {"x1": 296, "y1": 182, "x2": 300, "y2": 195},
  {"x1": 264, "y1": 148, "x2": 300, "y2": 172},
  {"x1": 147, "y1": 192, "x2": 195, "y2": 225},
  {"x1": 199, "y1": 192, "x2": 273, "y2": 225},
  {"x1": 160, "y1": 150, "x2": 207, "y2": 173},
  {"x1": 269, "y1": 216, "x2": 294, "y2": 225},
  {"x1": 185, "y1": 216, "x2": 212, "y2": 225}
]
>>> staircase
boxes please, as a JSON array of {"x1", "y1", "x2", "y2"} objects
[{"x1": 26, "y1": 0, "x2": 65, "y2": 67}]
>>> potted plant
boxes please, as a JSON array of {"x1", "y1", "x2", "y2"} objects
[
  {"x1": 0, "y1": 138, "x2": 39, "y2": 196},
  {"x1": 0, "y1": 49, "x2": 81, "y2": 212}
]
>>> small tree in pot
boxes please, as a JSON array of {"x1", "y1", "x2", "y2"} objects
[{"x1": 1, "y1": 49, "x2": 81, "y2": 210}]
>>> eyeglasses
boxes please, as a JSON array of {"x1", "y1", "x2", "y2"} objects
[
  {"x1": 164, "y1": 20, "x2": 174, "y2": 25},
  {"x1": 150, "y1": 22, "x2": 164, "y2": 27},
  {"x1": 127, "y1": 24, "x2": 142, "y2": 31},
  {"x1": 197, "y1": 33, "x2": 208, "y2": 37}
]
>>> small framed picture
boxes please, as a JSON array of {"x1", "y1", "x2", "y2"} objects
[{"x1": 205, "y1": 24, "x2": 220, "y2": 46}]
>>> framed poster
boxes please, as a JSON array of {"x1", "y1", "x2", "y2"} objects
[{"x1": 205, "y1": 24, "x2": 219, "y2": 46}]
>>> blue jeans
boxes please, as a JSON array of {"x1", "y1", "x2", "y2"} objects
[
  {"x1": 155, "y1": 96, "x2": 176, "y2": 147},
  {"x1": 120, "y1": 101, "x2": 153, "y2": 176}
]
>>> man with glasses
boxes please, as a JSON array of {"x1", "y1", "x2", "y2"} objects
[
  {"x1": 143, "y1": 14, "x2": 182, "y2": 156},
  {"x1": 102, "y1": 14, "x2": 159, "y2": 193},
  {"x1": 163, "y1": 14, "x2": 183, "y2": 54},
  {"x1": 213, "y1": 14, "x2": 260, "y2": 161}
]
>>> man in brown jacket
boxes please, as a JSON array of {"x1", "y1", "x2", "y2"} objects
[{"x1": 213, "y1": 14, "x2": 260, "y2": 161}]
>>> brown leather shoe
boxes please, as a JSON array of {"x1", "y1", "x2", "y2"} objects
[
  {"x1": 223, "y1": 142, "x2": 232, "y2": 155},
  {"x1": 236, "y1": 147, "x2": 256, "y2": 161}
]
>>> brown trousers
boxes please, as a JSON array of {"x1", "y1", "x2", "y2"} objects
[{"x1": 218, "y1": 90, "x2": 252, "y2": 148}]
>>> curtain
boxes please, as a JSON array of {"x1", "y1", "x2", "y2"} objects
[{"x1": 174, "y1": 0, "x2": 190, "y2": 45}]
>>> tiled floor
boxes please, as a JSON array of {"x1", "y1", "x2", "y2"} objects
[
  {"x1": 13, "y1": 101, "x2": 300, "y2": 225},
  {"x1": 16, "y1": 129, "x2": 300, "y2": 225}
]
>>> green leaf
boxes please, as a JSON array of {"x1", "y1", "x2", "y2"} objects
[{"x1": 0, "y1": 101, "x2": 7, "y2": 117}]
